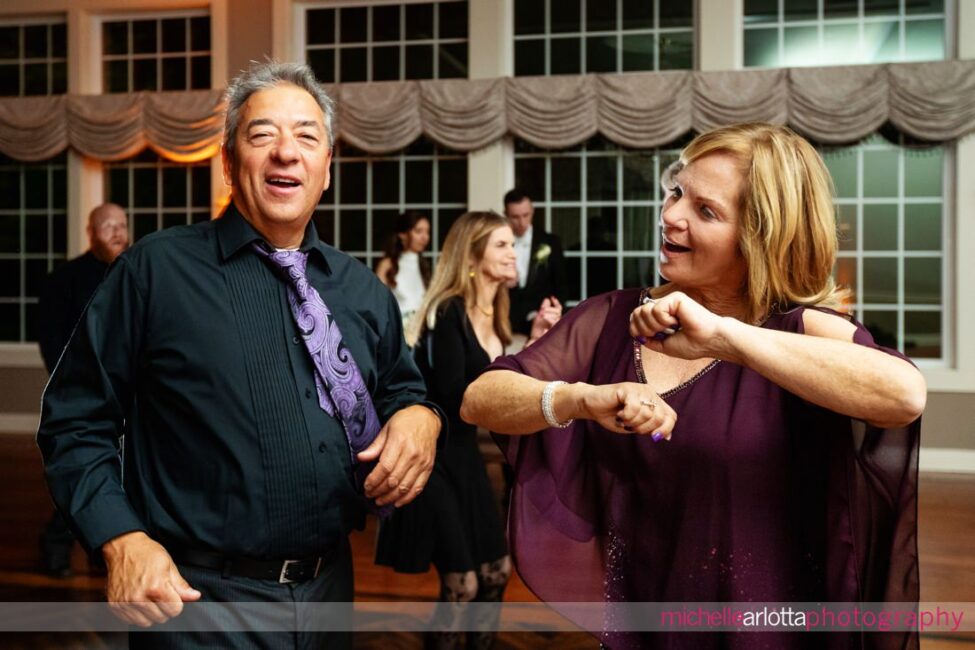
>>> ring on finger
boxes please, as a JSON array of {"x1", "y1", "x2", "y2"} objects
[
  {"x1": 639, "y1": 399, "x2": 655, "y2": 410},
  {"x1": 398, "y1": 485, "x2": 410, "y2": 494}
]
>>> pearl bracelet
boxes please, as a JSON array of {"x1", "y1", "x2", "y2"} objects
[{"x1": 541, "y1": 380, "x2": 573, "y2": 429}]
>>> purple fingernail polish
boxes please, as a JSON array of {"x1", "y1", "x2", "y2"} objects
[
  {"x1": 652, "y1": 432, "x2": 664, "y2": 442},
  {"x1": 635, "y1": 335, "x2": 647, "y2": 345}
]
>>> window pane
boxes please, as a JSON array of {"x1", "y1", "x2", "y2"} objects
[
  {"x1": 23, "y1": 63, "x2": 48, "y2": 95},
  {"x1": 904, "y1": 311, "x2": 940, "y2": 358},
  {"x1": 551, "y1": 0, "x2": 581, "y2": 34},
  {"x1": 132, "y1": 20, "x2": 157, "y2": 54},
  {"x1": 623, "y1": 205, "x2": 655, "y2": 251},
  {"x1": 550, "y1": 157, "x2": 581, "y2": 202},
  {"x1": 784, "y1": 0, "x2": 818, "y2": 21},
  {"x1": 439, "y1": 1, "x2": 468, "y2": 39},
  {"x1": 0, "y1": 64, "x2": 18, "y2": 96},
  {"x1": 515, "y1": 39, "x2": 545, "y2": 76},
  {"x1": 744, "y1": 28, "x2": 779, "y2": 67},
  {"x1": 515, "y1": 0, "x2": 545, "y2": 36},
  {"x1": 862, "y1": 150, "x2": 898, "y2": 197},
  {"x1": 340, "y1": 209, "x2": 367, "y2": 250},
  {"x1": 438, "y1": 42, "x2": 467, "y2": 78},
  {"x1": 865, "y1": 0, "x2": 900, "y2": 17},
  {"x1": 906, "y1": 0, "x2": 943, "y2": 14},
  {"x1": 862, "y1": 257, "x2": 897, "y2": 303},
  {"x1": 162, "y1": 57, "x2": 187, "y2": 90},
  {"x1": 104, "y1": 22, "x2": 128, "y2": 55},
  {"x1": 836, "y1": 204, "x2": 857, "y2": 251},
  {"x1": 659, "y1": 31, "x2": 693, "y2": 70},
  {"x1": 191, "y1": 56, "x2": 210, "y2": 89},
  {"x1": 622, "y1": 33, "x2": 655, "y2": 71},
  {"x1": 162, "y1": 167, "x2": 187, "y2": 207},
  {"x1": 0, "y1": 215, "x2": 19, "y2": 252},
  {"x1": 372, "y1": 161, "x2": 399, "y2": 205},
  {"x1": 550, "y1": 38, "x2": 580, "y2": 75},
  {"x1": 551, "y1": 207, "x2": 581, "y2": 251},
  {"x1": 783, "y1": 26, "x2": 819, "y2": 66},
  {"x1": 824, "y1": 149, "x2": 857, "y2": 198},
  {"x1": 373, "y1": 45, "x2": 400, "y2": 81},
  {"x1": 745, "y1": 0, "x2": 779, "y2": 23},
  {"x1": 162, "y1": 18, "x2": 187, "y2": 52},
  {"x1": 586, "y1": 35, "x2": 616, "y2": 73},
  {"x1": 340, "y1": 7, "x2": 367, "y2": 44},
  {"x1": 623, "y1": 257, "x2": 655, "y2": 289},
  {"x1": 134, "y1": 213, "x2": 157, "y2": 241},
  {"x1": 823, "y1": 23, "x2": 858, "y2": 65},
  {"x1": 904, "y1": 148, "x2": 942, "y2": 197},
  {"x1": 586, "y1": 255, "x2": 617, "y2": 298},
  {"x1": 107, "y1": 168, "x2": 129, "y2": 205},
  {"x1": 437, "y1": 159, "x2": 466, "y2": 204},
  {"x1": 191, "y1": 166, "x2": 210, "y2": 207},
  {"x1": 904, "y1": 257, "x2": 940, "y2": 304},
  {"x1": 0, "y1": 27, "x2": 19, "y2": 59},
  {"x1": 405, "y1": 44, "x2": 433, "y2": 79},
  {"x1": 660, "y1": 0, "x2": 693, "y2": 28},
  {"x1": 863, "y1": 203, "x2": 897, "y2": 251},
  {"x1": 405, "y1": 160, "x2": 433, "y2": 203},
  {"x1": 0, "y1": 260, "x2": 21, "y2": 297},
  {"x1": 24, "y1": 25, "x2": 47, "y2": 59},
  {"x1": 825, "y1": 0, "x2": 859, "y2": 18},
  {"x1": 308, "y1": 49, "x2": 335, "y2": 84},
  {"x1": 904, "y1": 19, "x2": 944, "y2": 61},
  {"x1": 586, "y1": 0, "x2": 616, "y2": 32},
  {"x1": 51, "y1": 61, "x2": 66, "y2": 94},
  {"x1": 622, "y1": 154, "x2": 655, "y2": 201},
  {"x1": 623, "y1": 0, "x2": 654, "y2": 29},
  {"x1": 405, "y1": 4, "x2": 434, "y2": 40},
  {"x1": 863, "y1": 21, "x2": 900, "y2": 62},
  {"x1": 104, "y1": 60, "x2": 128, "y2": 93},
  {"x1": 307, "y1": 9, "x2": 336, "y2": 45},
  {"x1": 586, "y1": 156, "x2": 616, "y2": 203},
  {"x1": 133, "y1": 59, "x2": 158, "y2": 92},
  {"x1": 190, "y1": 17, "x2": 210, "y2": 51},
  {"x1": 340, "y1": 47, "x2": 367, "y2": 82},
  {"x1": 904, "y1": 203, "x2": 940, "y2": 251},
  {"x1": 24, "y1": 168, "x2": 47, "y2": 209},
  {"x1": 25, "y1": 215, "x2": 47, "y2": 253},
  {"x1": 373, "y1": 5, "x2": 401, "y2": 42},
  {"x1": 339, "y1": 162, "x2": 367, "y2": 204},
  {"x1": 834, "y1": 257, "x2": 857, "y2": 295},
  {"x1": 133, "y1": 168, "x2": 158, "y2": 208},
  {"x1": 862, "y1": 309, "x2": 898, "y2": 348},
  {"x1": 372, "y1": 209, "x2": 399, "y2": 251}
]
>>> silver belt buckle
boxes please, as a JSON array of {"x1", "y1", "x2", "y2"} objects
[{"x1": 279, "y1": 559, "x2": 299, "y2": 584}]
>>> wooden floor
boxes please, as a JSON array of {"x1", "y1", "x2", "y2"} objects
[{"x1": 1, "y1": 432, "x2": 972, "y2": 648}]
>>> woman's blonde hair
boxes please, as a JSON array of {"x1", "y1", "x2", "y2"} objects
[
  {"x1": 405, "y1": 211, "x2": 513, "y2": 347},
  {"x1": 667, "y1": 122, "x2": 849, "y2": 322}
]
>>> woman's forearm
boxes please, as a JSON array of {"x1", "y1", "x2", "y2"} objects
[
  {"x1": 715, "y1": 318, "x2": 926, "y2": 428},
  {"x1": 461, "y1": 370, "x2": 587, "y2": 434}
]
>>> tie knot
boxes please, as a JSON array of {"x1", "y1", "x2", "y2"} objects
[{"x1": 252, "y1": 242, "x2": 308, "y2": 278}]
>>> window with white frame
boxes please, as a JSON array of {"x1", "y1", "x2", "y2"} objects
[
  {"x1": 102, "y1": 12, "x2": 211, "y2": 93},
  {"x1": 743, "y1": 0, "x2": 951, "y2": 362},
  {"x1": 743, "y1": 0, "x2": 946, "y2": 68},
  {"x1": 514, "y1": 137, "x2": 685, "y2": 304},
  {"x1": 315, "y1": 139, "x2": 467, "y2": 268},
  {"x1": 0, "y1": 17, "x2": 68, "y2": 343},
  {"x1": 0, "y1": 18, "x2": 67, "y2": 96},
  {"x1": 0, "y1": 152, "x2": 67, "y2": 342},
  {"x1": 824, "y1": 135, "x2": 947, "y2": 360},
  {"x1": 305, "y1": 1, "x2": 468, "y2": 83},
  {"x1": 104, "y1": 150, "x2": 212, "y2": 243},
  {"x1": 514, "y1": 0, "x2": 694, "y2": 76}
]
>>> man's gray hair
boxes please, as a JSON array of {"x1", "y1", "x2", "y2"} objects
[{"x1": 223, "y1": 61, "x2": 336, "y2": 163}]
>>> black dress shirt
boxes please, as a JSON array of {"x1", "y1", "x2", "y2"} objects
[
  {"x1": 37, "y1": 251, "x2": 109, "y2": 373},
  {"x1": 37, "y1": 203, "x2": 441, "y2": 559}
]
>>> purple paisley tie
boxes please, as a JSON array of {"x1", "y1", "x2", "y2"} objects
[{"x1": 253, "y1": 243, "x2": 392, "y2": 517}]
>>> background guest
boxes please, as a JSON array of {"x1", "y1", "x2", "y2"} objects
[
  {"x1": 375, "y1": 211, "x2": 432, "y2": 325},
  {"x1": 36, "y1": 202, "x2": 129, "y2": 577}
]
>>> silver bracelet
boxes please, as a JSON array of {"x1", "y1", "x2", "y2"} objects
[{"x1": 541, "y1": 380, "x2": 573, "y2": 429}]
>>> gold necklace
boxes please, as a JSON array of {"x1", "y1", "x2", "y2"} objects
[{"x1": 474, "y1": 303, "x2": 494, "y2": 317}]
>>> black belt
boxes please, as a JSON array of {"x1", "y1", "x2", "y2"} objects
[{"x1": 170, "y1": 546, "x2": 334, "y2": 584}]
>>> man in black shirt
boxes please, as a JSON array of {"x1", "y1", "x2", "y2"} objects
[
  {"x1": 36, "y1": 202, "x2": 129, "y2": 576},
  {"x1": 37, "y1": 62, "x2": 443, "y2": 648}
]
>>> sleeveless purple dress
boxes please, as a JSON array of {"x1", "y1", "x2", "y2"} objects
[{"x1": 486, "y1": 288, "x2": 920, "y2": 650}]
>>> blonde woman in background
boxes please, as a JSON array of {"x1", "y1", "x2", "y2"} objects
[{"x1": 376, "y1": 211, "x2": 557, "y2": 649}]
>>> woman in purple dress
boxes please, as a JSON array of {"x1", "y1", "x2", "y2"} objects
[{"x1": 461, "y1": 123, "x2": 925, "y2": 649}]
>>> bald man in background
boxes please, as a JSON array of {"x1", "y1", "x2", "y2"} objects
[{"x1": 37, "y1": 202, "x2": 129, "y2": 576}]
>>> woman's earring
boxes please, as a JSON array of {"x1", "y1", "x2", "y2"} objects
[{"x1": 469, "y1": 270, "x2": 475, "y2": 278}]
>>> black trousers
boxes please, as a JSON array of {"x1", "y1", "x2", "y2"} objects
[{"x1": 129, "y1": 537, "x2": 353, "y2": 650}]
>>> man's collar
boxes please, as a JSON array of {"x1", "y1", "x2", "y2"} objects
[
  {"x1": 515, "y1": 225, "x2": 533, "y2": 243},
  {"x1": 216, "y1": 201, "x2": 331, "y2": 272}
]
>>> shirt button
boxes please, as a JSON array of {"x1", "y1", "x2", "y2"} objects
[
  {"x1": 305, "y1": 388, "x2": 313, "y2": 399},
  {"x1": 292, "y1": 335, "x2": 301, "y2": 344},
  {"x1": 319, "y1": 442, "x2": 327, "y2": 453}
]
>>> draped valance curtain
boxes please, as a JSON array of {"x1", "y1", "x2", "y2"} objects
[{"x1": 0, "y1": 59, "x2": 972, "y2": 163}]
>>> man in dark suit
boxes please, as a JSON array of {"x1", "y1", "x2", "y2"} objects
[
  {"x1": 503, "y1": 188, "x2": 566, "y2": 336},
  {"x1": 36, "y1": 202, "x2": 129, "y2": 577}
]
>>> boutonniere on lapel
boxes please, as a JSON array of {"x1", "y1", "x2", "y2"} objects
[{"x1": 535, "y1": 243, "x2": 552, "y2": 265}]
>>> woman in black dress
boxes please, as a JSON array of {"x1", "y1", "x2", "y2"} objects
[{"x1": 376, "y1": 211, "x2": 557, "y2": 648}]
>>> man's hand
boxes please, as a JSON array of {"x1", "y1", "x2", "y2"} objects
[
  {"x1": 358, "y1": 404, "x2": 440, "y2": 508},
  {"x1": 101, "y1": 531, "x2": 201, "y2": 628}
]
